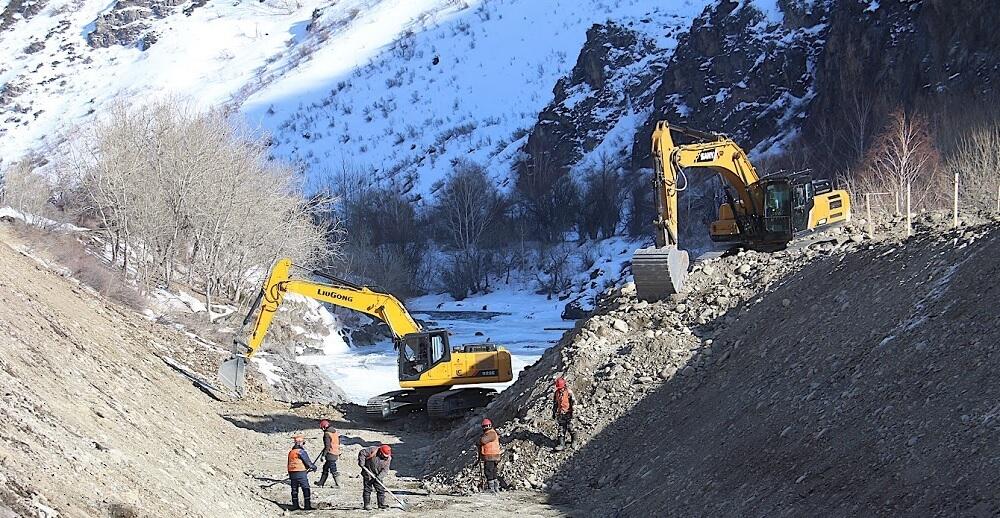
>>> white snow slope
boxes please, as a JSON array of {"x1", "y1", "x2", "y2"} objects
[{"x1": 1, "y1": 0, "x2": 715, "y2": 193}]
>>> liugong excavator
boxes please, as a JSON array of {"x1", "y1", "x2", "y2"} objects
[
  {"x1": 633, "y1": 121, "x2": 851, "y2": 300},
  {"x1": 218, "y1": 259, "x2": 513, "y2": 420}
]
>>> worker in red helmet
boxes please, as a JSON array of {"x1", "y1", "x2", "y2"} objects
[
  {"x1": 316, "y1": 419, "x2": 341, "y2": 488},
  {"x1": 552, "y1": 377, "x2": 577, "y2": 451},
  {"x1": 357, "y1": 444, "x2": 392, "y2": 510},
  {"x1": 477, "y1": 418, "x2": 502, "y2": 494},
  {"x1": 286, "y1": 433, "x2": 317, "y2": 510}
]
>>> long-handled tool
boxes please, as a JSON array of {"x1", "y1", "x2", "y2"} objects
[{"x1": 362, "y1": 466, "x2": 409, "y2": 511}]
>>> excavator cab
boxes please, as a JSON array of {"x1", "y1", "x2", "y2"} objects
[{"x1": 397, "y1": 330, "x2": 451, "y2": 381}]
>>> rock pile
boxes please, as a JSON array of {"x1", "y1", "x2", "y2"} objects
[{"x1": 424, "y1": 217, "x2": 1000, "y2": 516}]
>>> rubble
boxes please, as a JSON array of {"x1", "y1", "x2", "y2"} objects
[{"x1": 424, "y1": 218, "x2": 1000, "y2": 516}]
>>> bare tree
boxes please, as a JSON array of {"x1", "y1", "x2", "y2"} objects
[
  {"x1": 855, "y1": 109, "x2": 943, "y2": 217},
  {"x1": 534, "y1": 246, "x2": 573, "y2": 300},
  {"x1": 946, "y1": 123, "x2": 1000, "y2": 213},
  {"x1": 578, "y1": 152, "x2": 625, "y2": 239},
  {"x1": 68, "y1": 98, "x2": 331, "y2": 317},
  {"x1": 435, "y1": 160, "x2": 504, "y2": 251},
  {"x1": 432, "y1": 160, "x2": 505, "y2": 298},
  {"x1": 0, "y1": 159, "x2": 53, "y2": 226}
]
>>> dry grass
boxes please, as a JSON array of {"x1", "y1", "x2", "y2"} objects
[{"x1": 8, "y1": 222, "x2": 145, "y2": 311}]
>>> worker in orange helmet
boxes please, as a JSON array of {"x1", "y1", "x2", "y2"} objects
[
  {"x1": 477, "y1": 418, "x2": 502, "y2": 493},
  {"x1": 287, "y1": 433, "x2": 317, "y2": 510},
  {"x1": 552, "y1": 377, "x2": 577, "y2": 451},
  {"x1": 316, "y1": 419, "x2": 341, "y2": 488},
  {"x1": 357, "y1": 444, "x2": 392, "y2": 510}
]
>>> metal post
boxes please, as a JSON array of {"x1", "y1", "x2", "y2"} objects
[
  {"x1": 906, "y1": 181, "x2": 912, "y2": 237},
  {"x1": 953, "y1": 172, "x2": 959, "y2": 228}
]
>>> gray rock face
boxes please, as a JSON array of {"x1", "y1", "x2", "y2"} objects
[{"x1": 86, "y1": 0, "x2": 205, "y2": 49}]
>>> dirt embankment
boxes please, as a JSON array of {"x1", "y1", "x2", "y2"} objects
[
  {"x1": 426, "y1": 218, "x2": 1000, "y2": 517},
  {"x1": 0, "y1": 229, "x2": 274, "y2": 517}
]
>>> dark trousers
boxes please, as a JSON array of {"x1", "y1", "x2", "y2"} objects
[
  {"x1": 289, "y1": 471, "x2": 311, "y2": 508},
  {"x1": 556, "y1": 413, "x2": 575, "y2": 445},
  {"x1": 482, "y1": 460, "x2": 498, "y2": 481},
  {"x1": 362, "y1": 473, "x2": 386, "y2": 508},
  {"x1": 317, "y1": 454, "x2": 339, "y2": 485}
]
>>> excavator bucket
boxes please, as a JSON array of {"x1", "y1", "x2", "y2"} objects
[
  {"x1": 632, "y1": 245, "x2": 689, "y2": 301},
  {"x1": 217, "y1": 355, "x2": 247, "y2": 397}
]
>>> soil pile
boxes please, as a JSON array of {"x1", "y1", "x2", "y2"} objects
[
  {"x1": 425, "y1": 218, "x2": 1000, "y2": 517},
  {"x1": 0, "y1": 229, "x2": 272, "y2": 517}
]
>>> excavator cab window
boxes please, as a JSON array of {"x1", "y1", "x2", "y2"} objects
[
  {"x1": 760, "y1": 180, "x2": 793, "y2": 241},
  {"x1": 398, "y1": 330, "x2": 452, "y2": 381},
  {"x1": 791, "y1": 180, "x2": 814, "y2": 233}
]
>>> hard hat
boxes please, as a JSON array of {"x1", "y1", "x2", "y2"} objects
[
  {"x1": 379, "y1": 444, "x2": 392, "y2": 456},
  {"x1": 482, "y1": 418, "x2": 492, "y2": 428},
  {"x1": 555, "y1": 377, "x2": 566, "y2": 389},
  {"x1": 291, "y1": 433, "x2": 305, "y2": 441},
  {"x1": 319, "y1": 419, "x2": 330, "y2": 429}
]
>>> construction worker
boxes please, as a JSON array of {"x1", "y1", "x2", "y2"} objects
[
  {"x1": 358, "y1": 444, "x2": 392, "y2": 510},
  {"x1": 478, "y1": 418, "x2": 502, "y2": 493},
  {"x1": 287, "y1": 433, "x2": 317, "y2": 511},
  {"x1": 316, "y1": 419, "x2": 341, "y2": 487},
  {"x1": 552, "y1": 377, "x2": 576, "y2": 451}
]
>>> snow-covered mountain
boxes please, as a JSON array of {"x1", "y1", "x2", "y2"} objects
[{"x1": 0, "y1": 0, "x2": 715, "y2": 189}]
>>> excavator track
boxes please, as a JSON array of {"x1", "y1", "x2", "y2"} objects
[
  {"x1": 366, "y1": 390, "x2": 431, "y2": 420},
  {"x1": 426, "y1": 388, "x2": 497, "y2": 420},
  {"x1": 632, "y1": 246, "x2": 690, "y2": 301}
]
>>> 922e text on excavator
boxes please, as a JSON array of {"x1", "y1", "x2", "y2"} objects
[
  {"x1": 632, "y1": 121, "x2": 852, "y2": 301},
  {"x1": 217, "y1": 258, "x2": 513, "y2": 420}
]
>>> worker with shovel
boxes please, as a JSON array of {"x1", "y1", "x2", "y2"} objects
[
  {"x1": 316, "y1": 419, "x2": 341, "y2": 488},
  {"x1": 358, "y1": 444, "x2": 392, "y2": 510},
  {"x1": 287, "y1": 433, "x2": 317, "y2": 511},
  {"x1": 478, "y1": 418, "x2": 502, "y2": 494}
]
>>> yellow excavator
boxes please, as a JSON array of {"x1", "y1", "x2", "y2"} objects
[
  {"x1": 632, "y1": 121, "x2": 851, "y2": 300},
  {"x1": 217, "y1": 258, "x2": 513, "y2": 419}
]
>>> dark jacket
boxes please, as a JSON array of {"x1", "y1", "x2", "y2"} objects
[{"x1": 358, "y1": 446, "x2": 391, "y2": 479}]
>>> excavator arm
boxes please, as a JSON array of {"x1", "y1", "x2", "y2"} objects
[
  {"x1": 634, "y1": 121, "x2": 763, "y2": 301},
  {"x1": 219, "y1": 258, "x2": 421, "y2": 396}
]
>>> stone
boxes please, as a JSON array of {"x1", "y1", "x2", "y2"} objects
[
  {"x1": 612, "y1": 319, "x2": 629, "y2": 333},
  {"x1": 737, "y1": 264, "x2": 752, "y2": 275}
]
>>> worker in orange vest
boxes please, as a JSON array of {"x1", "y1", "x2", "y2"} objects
[
  {"x1": 316, "y1": 419, "x2": 341, "y2": 487},
  {"x1": 287, "y1": 433, "x2": 317, "y2": 510},
  {"x1": 552, "y1": 377, "x2": 576, "y2": 451},
  {"x1": 478, "y1": 418, "x2": 502, "y2": 493}
]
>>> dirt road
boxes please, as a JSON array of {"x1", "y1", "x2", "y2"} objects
[{"x1": 221, "y1": 402, "x2": 564, "y2": 517}]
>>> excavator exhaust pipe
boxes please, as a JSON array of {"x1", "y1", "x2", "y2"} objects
[
  {"x1": 218, "y1": 354, "x2": 247, "y2": 398},
  {"x1": 632, "y1": 246, "x2": 689, "y2": 301}
]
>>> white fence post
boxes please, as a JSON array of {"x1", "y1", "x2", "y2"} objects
[
  {"x1": 953, "y1": 172, "x2": 959, "y2": 228},
  {"x1": 906, "y1": 181, "x2": 912, "y2": 237}
]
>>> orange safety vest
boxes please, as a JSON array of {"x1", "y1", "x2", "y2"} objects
[
  {"x1": 324, "y1": 430, "x2": 341, "y2": 455},
  {"x1": 287, "y1": 448, "x2": 306, "y2": 472},
  {"x1": 479, "y1": 430, "x2": 501, "y2": 459},
  {"x1": 555, "y1": 388, "x2": 571, "y2": 414}
]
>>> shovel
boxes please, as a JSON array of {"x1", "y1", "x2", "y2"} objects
[{"x1": 362, "y1": 466, "x2": 409, "y2": 511}]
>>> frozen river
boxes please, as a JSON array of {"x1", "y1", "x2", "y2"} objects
[{"x1": 298, "y1": 289, "x2": 574, "y2": 404}]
